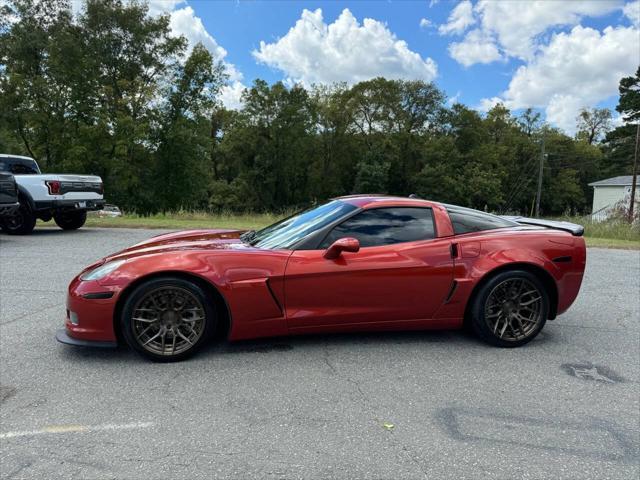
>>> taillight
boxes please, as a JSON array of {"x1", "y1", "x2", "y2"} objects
[
  {"x1": 46, "y1": 180, "x2": 61, "y2": 195},
  {"x1": 98, "y1": 183, "x2": 104, "y2": 195}
]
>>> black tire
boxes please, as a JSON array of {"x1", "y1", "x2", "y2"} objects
[
  {"x1": 121, "y1": 276, "x2": 216, "y2": 362},
  {"x1": 470, "y1": 270, "x2": 549, "y2": 348},
  {"x1": 54, "y1": 210, "x2": 87, "y2": 230},
  {"x1": 4, "y1": 202, "x2": 36, "y2": 235}
]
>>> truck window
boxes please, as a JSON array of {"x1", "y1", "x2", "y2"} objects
[{"x1": 0, "y1": 157, "x2": 41, "y2": 175}]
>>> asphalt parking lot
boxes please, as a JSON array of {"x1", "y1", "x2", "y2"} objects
[{"x1": 0, "y1": 228, "x2": 638, "y2": 479}]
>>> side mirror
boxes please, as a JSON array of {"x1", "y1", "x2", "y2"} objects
[{"x1": 323, "y1": 237, "x2": 360, "y2": 260}]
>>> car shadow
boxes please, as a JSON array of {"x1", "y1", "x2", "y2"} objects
[
  {"x1": 57, "y1": 327, "x2": 554, "y2": 365},
  {"x1": 56, "y1": 329, "x2": 477, "y2": 365},
  {"x1": 208, "y1": 329, "x2": 474, "y2": 356}
]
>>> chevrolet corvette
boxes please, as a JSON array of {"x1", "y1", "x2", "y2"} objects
[{"x1": 56, "y1": 195, "x2": 586, "y2": 361}]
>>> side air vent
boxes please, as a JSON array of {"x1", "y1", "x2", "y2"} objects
[
  {"x1": 445, "y1": 280, "x2": 458, "y2": 303},
  {"x1": 552, "y1": 256, "x2": 572, "y2": 263}
]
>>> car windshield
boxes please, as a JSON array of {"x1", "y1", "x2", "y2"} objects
[{"x1": 248, "y1": 200, "x2": 357, "y2": 249}]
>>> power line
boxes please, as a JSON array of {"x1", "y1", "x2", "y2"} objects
[
  {"x1": 629, "y1": 123, "x2": 639, "y2": 223},
  {"x1": 502, "y1": 153, "x2": 540, "y2": 212},
  {"x1": 535, "y1": 135, "x2": 545, "y2": 217}
]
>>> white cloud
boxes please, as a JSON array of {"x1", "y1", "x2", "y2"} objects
[
  {"x1": 544, "y1": 94, "x2": 587, "y2": 133},
  {"x1": 147, "y1": 0, "x2": 186, "y2": 17},
  {"x1": 477, "y1": 96, "x2": 503, "y2": 112},
  {"x1": 441, "y1": 1, "x2": 626, "y2": 66},
  {"x1": 168, "y1": 6, "x2": 242, "y2": 77},
  {"x1": 419, "y1": 18, "x2": 432, "y2": 29},
  {"x1": 623, "y1": 0, "x2": 640, "y2": 26},
  {"x1": 438, "y1": 1, "x2": 475, "y2": 35},
  {"x1": 439, "y1": 1, "x2": 638, "y2": 133},
  {"x1": 611, "y1": 112, "x2": 625, "y2": 128},
  {"x1": 253, "y1": 8, "x2": 437, "y2": 85},
  {"x1": 484, "y1": 25, "x2": 639, "y2": 133},
  {"x1": 448, "y1": 28, "x2": 502, "y2": 66},
  {"x1": 163, "y1": 4, "x2": 247, "y2": 107},
  {"x1": 219, "y1": 81, "x2": 246, "y2": 110},
  {"x1": 70, "y1": 0, "x2": 83, "y2": 16},
  {"x1": 446, "y1": 91, "x2": 462, "y2": 106},
  {"x1": 474, "y1": 0, "x2": 623, "y2": 61}
]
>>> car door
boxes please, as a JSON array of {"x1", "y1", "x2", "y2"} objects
[{"x1": 284, "y1": 207, "x2": 454, "y2": 330}]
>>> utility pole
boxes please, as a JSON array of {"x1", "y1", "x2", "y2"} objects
[
  {"x1": 629, "y1": 122, "x2": 639, "y2": 223},
  {"x1": 535, "y1": 135, "x2": 545, "y2": 218}
]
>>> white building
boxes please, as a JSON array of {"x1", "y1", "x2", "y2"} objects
[{"x1": 588, "y1": 175, "x2": 639, "y2": 221}]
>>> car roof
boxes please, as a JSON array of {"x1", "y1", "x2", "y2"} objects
[{"x1": 334, "y1": 194, "x2": 440, "y2": 209}]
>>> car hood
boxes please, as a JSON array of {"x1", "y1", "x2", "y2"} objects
[{"x1": 104, "y1": 229, "x2": 250, "y2": 262}]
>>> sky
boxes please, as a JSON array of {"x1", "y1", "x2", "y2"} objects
[{"x1": 83, "y1": 0, "x2": 639, "y2": 134}]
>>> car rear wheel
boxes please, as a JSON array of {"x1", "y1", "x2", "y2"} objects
[
  {"x1": 121, "y1": 277, "x2": 215, "y2": 362},
  {"x1": 4, "y1": 203, "x2": 36, "y2": 235},
  {"x1": 470, "y1": 270, "x2": 548, "y2": 348},
  {"x1": 54, "y1": 210, "x2": 87, "y2": 230}
]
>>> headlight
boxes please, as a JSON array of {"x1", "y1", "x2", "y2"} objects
[{"x1": 80, "y1": 260, "x2": 126, "y2": 281}]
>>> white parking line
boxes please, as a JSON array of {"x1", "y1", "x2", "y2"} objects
[{"x1": 0, "y1": 421, "x2": 153, "y2": 439}]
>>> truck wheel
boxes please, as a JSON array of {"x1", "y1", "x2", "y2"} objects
[
  {"x1": 4, "y1": 203, "x2": 36, "y2": 235},
  {"x1": 54, "y1": 210, "x2": 87, "y2": 230}
]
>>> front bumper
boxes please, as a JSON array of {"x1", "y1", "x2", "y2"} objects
[
  {"x1": 62, "y1": 275, "x2": 120, "y2": 344},
  {"x1": 0, "y1": 202, "x2": 20, "y2": 217},
  {"x1": 56, "y1": 328, "x2": 117, "y2": 348}
]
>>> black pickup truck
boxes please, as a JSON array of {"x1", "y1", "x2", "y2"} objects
[{"x1": 0, "y1": 172, "x2": 20, "y2": 224}]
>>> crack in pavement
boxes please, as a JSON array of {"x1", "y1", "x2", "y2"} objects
[{"x1": 320, "y1": 345, "x2": 430, "y2": 480}]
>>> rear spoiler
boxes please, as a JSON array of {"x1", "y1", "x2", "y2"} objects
[{"x1": 500, "y1": 216, "x2": 584, "y2": 236}]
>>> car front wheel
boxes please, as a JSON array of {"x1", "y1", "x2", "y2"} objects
[
  {"x1": 121, "y1": 277, "x2": 216, "y2": 362},
  {"x1": 470, "y1": 270, "x2": 549, "y2": 348}
]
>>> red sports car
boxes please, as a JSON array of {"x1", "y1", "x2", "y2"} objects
[{"x1": 56, "y1": 196, "x2": 586, "y2": 361}]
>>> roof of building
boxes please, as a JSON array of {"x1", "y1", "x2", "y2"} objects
[{"x1": 588, "y1": 175, "x2": 639, "y2": 187}]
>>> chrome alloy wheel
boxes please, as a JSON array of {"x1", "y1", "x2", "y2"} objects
[
  {"x1": 131, "y1": 286, "x2": 206, "y2": 356},
  {"x1": 484, "y1": 278, "x2": 543, "y2": 342}
]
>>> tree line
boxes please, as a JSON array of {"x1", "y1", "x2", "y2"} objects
[{"x1": 1, "y1": 0, "x2": 638, "y2": 216}]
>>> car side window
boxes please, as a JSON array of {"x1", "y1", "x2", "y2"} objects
[
  {"x1": 320, "y1": 207, "x2": 436, "y2": 248},
  {"x1": 445, "y1": 206, "x2": 517, "y2": 234}
]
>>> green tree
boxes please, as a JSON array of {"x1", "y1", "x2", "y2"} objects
[
  {"x1": 154, "y1": 43, "x2": 225, "y2": 212},
  {"x1": 1, "y1": 1, "x2": 633, "y2": 216},
  {"x1": 603, "y1": 66, "x2": 640, "y2": 176},
  {"x1": 576, "y1": 107, "x2": 612, "y2": 144},
  {"x1": 0, "y1": 0, "x2": 79, "y2": 169},
  {"x1": 214, "y1": 80, "x2": 316, "y2": 211},
  {"x1": 617, "y1": 66, "x2": 640, "y2": 122}
]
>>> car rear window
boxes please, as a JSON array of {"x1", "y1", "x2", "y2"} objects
[
  {"x1": 445, "y1": 205, "x2": 517, "y2": 235},
  {"x1": 0, "y1": 157, "x2": 40, "y2": 174}
]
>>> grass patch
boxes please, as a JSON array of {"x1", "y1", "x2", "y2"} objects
[
  {"x1": 584, "y1": 237, "x2": 640, "y2": 250},
  {"x1": 552, "y1": 215, "x2": 639, "y2": 249},
  {"x1": 580, "y1": 221, "x2": 639, "y2": 243}
]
